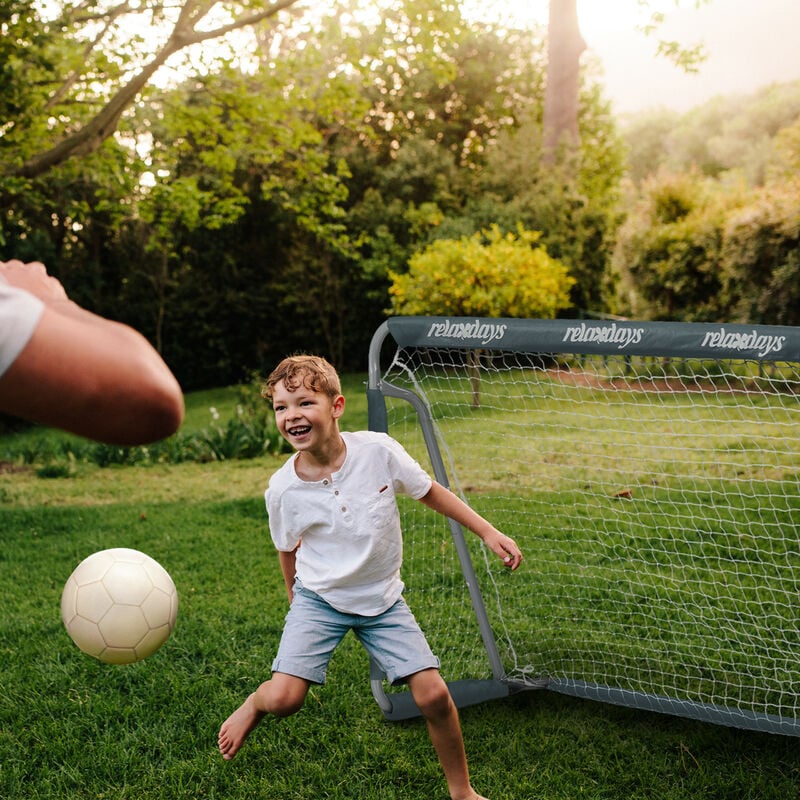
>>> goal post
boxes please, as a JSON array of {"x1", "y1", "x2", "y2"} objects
[{"x1": 367, "y1": 316, "x2": 800, "y2": 736}]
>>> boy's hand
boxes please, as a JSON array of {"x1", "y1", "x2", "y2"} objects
[
  {"x1": 485, "y1": 530, "x2": 523, "y2": 570},
  {"x1": 418, "y1": 483, "x2": 523, "y2": 570}
]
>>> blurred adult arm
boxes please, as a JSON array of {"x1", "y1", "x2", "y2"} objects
[{"x1": 0, "y1": 259, "x2": 184, "y2": 445}]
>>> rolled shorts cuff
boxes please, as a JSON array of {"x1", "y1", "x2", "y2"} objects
[
  {"x1": 383, "y1": 653, "x2": 441, "y2": 686},
  {"x1": 271, "y1": 657, "x2": 327, "y2": 685}
]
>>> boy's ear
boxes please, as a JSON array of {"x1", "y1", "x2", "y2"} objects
[{"x1": 332, "y1": 394, "x2": 345, "y2": 418}]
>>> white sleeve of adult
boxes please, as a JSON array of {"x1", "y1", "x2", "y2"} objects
[{"x1": 0, "y1": 280, "x2": 45, "y2": 378}]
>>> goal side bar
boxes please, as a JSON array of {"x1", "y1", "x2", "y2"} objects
[{"x1": 367, "y1": 321, "x2": 519, "y2": 721}]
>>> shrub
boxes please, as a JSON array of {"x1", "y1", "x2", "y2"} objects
[
  {"x1": 613, "y1": 171, "x2": 747, "y2": 321},
  {"x1": 720, "y1": 180, "x2": 800, "y2": 325},
  {"x1": 0, "y1": 380, "x2": 292, "y2": 471},
  {"x1": 388, "y1": 225, "x2": 575, "y2": 319}
]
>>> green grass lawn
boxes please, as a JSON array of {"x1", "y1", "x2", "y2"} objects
[{"x1": 2, "y1": 378, "x2": 800, "y2": 799}]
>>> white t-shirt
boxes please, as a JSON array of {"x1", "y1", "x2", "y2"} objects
[
  {"x1": 265, "y1": 430, "x2": 433, "y2": 616},
  {"x1": 0, "y1": 279, "x2": 45, "y2": 378}
]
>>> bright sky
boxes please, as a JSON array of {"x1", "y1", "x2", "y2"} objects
[
  {"x1": 482, "y1": 0, "x2": 800, "y2": 114},
  {"x1": 42, "y1": 0, "x2": 800, "y2": 117}
]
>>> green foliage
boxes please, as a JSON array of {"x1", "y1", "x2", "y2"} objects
[
  {"x1": 613, "y1": 165, "x2": 800, "y2": 327},
  {"x1": 4, "y1": 0, "x2": 800, "y2": 392},
  {"x1": 638, "y1": 0, "x2": 713, "y2": 73},
  {"x1": 623, "y1": 81, "x2": 800, "y2": 185},
  {"x1": 0, "y1": 379, "x2": 292, "y2": 469},
  {"x1": 388, "y1": 226, "x2": 574, "y2": 318},
  {"x1": 766, "y1": 117, "x2": 800, "y2": 183},
  {"x1": 720, "y1": 180, "x2": 800, "y2": 326},
  {"x1": 612, "y1": 170, "x2": 746, "y2": 321},
  {"x1": 471, "y1": 82, "x2": 626, "y2": 314},
  {"x1": 0, "y1": 1, "x2": 626, "y2": 383},
  {"x1": 615, "y1": 81, "x2": 800, "y2": 325}
]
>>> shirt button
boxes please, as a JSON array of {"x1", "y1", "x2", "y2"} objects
[{"x1": 341, "y1": 506, "x2": 347, "y2": 512}]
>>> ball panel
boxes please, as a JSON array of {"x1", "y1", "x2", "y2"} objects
[
  {"x1": 134, "y1": 625, "x2": 172, "y2": 660},
  {"x1": 100, "y1": 646, "x2": 139, "y2": 665},
  {"x1": 98, "y1": 605, "x2": 150, "y2": 648},
  {"x1": 103, "y1": 561, "x2": 154, "y2": 605},
  {"x1": 140, "y1": 587, "x2": 177, "y2": 628},
  {"x1": 74, "y1": 581, "x2": 114, "y2": 623},
  {"x1": 140, "y1": 557, "x2": 176, "y2": 591},
  {"x1": 60, "y1": 575, "x2": 79, "y2": 623},
  {"x1": 64, "y1": 615, "x2": 108, "y2": 658}
]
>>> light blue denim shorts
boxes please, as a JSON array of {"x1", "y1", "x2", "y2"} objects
[{"x1": 271, "y1": 582, "x2": 440, "y2": 685}]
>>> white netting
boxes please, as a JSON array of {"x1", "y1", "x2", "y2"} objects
[{"x1": 382, "y1": 348, "x2": 800, "y2": 732}]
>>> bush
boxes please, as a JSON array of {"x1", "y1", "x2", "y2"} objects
[
  {"x1": 0, "y1": 379, "x2": 292, "y2": 471},
  {"x1": 720, "y1": 180, "x2": 800, "y2": 325},
  {"x1": 388, "y1": 225, "x2": 575, "y2": 318},
  {"x1": 613, "y1": 171, "x2": 747, "y2": 321}
]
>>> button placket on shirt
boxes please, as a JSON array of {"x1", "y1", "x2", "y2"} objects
[{"x1": 324, "y1": 478, "x2": 352, "y2": 523}]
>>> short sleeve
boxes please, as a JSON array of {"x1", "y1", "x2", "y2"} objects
[
  {"x1": 381, "y1": 434, "x2": 433, "y2": 499},
  {"x1": 0, "y1": 280, "x2": 45, "y2": 378},
  {"x1": 265, "y1": 457, "x2": 304, "y2": 552},
  {"x1": 265, "y1": 486, "x2": 301, "y2": 552}
]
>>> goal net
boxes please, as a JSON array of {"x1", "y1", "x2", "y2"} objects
[{"x1": 367, "y1": 316, "x2": 800, "y2": 736}]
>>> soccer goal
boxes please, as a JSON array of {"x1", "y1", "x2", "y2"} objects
[{"x1": 366, "y1": 316, "x2": 800, "y2": 737}]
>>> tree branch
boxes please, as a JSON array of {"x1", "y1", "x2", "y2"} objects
[{"x1": 15, "y1": 0, "x2": 302, "y2": 180}]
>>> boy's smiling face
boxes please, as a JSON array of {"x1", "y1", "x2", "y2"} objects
[{"x1": 271, "y1": 376, "x2": 345, "y2": 454}]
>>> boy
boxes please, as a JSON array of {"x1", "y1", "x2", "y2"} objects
[{"x1": 218, "y1": 355, "x2": 522, "y2": 800}]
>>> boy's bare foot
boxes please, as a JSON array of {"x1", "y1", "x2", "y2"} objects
[{"x1": 218, "y1": 693, "x2": 265, "y2": 760}]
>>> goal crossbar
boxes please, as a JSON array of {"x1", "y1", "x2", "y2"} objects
[{"x1": 367, "y1": 316, "x2": 800, "y2": 735}]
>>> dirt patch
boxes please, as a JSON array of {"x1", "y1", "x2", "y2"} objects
[
  {"x1": 0, "y1": 461, "x2": 31, "y2": 475},
  {"x1": 546, "y1": 367, "x2": 736, "y2": 394}
]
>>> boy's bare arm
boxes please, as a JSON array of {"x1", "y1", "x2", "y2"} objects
[
  {"x1": 278, "y1": 547, "x2": 299, "y2": 602},
  {"x1": 418, "y1": 481, "x2": 523, "y2": 570}
]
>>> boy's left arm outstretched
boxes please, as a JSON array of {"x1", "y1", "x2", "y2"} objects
[{"x1": 418, "y1": 481, "x2": 523, "y2": 570}]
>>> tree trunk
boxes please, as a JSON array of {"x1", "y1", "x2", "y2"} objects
[{"x1": 542, "y1": 0, "x2": 586, "y2": 160}]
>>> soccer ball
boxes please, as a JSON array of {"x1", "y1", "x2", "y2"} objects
[{"x1": 61, "y1": 548, "x2": 178, "y2": 665}]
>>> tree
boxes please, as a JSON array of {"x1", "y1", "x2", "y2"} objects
[
  {"x1": 720, "y1": 181, "x2": 800, "y2": 326},
  {"x1": 340, "y1": 21, "x2": 551, "y2": 282},
  {"x1": 612, "y1": 169, "x2": 747, "y2": 321},
  {"x1": 543, "y1": 0, "x2": 711, "y2": 162},
  {"x1": 7, "y1": 0, "x2": 303, "y2": 181},
  {"x1": 543, "y1": 0, "x2": 585, "y2": 157}
]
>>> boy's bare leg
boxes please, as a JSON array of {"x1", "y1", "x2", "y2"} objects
[
  {"x1": 407, "y1": 670, "x2": 489, "y2": 800},
  {"x1": 218, "y1": 672, "x2": 309, "y2": 760}
]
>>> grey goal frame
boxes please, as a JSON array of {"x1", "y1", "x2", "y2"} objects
[{"x1": 366, "y1": 315, "x2": 800, "y2": 735}]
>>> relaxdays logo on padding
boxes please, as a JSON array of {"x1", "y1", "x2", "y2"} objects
[
  {"x1": 561, "y1": 322, "x2": 644, "y2": 350},
  {"x1": 425, "y1": 319, "x2": 508, "y2": 345},
  {"x1": 700, "y1": 328, "x2": 786, "y2": 358}
]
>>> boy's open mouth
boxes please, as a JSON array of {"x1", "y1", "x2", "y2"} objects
[{"x1": 288, "y1": 425, "x2": 311, "y2": 437}]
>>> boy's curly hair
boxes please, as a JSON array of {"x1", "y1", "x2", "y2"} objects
[{"x1": 262, "y1": 355, "x2": 342, "y2": 401}]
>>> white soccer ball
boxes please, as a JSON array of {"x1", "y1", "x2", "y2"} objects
[{"x1": 61, "y1": 548, "x2": 178, "y2": 665}]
